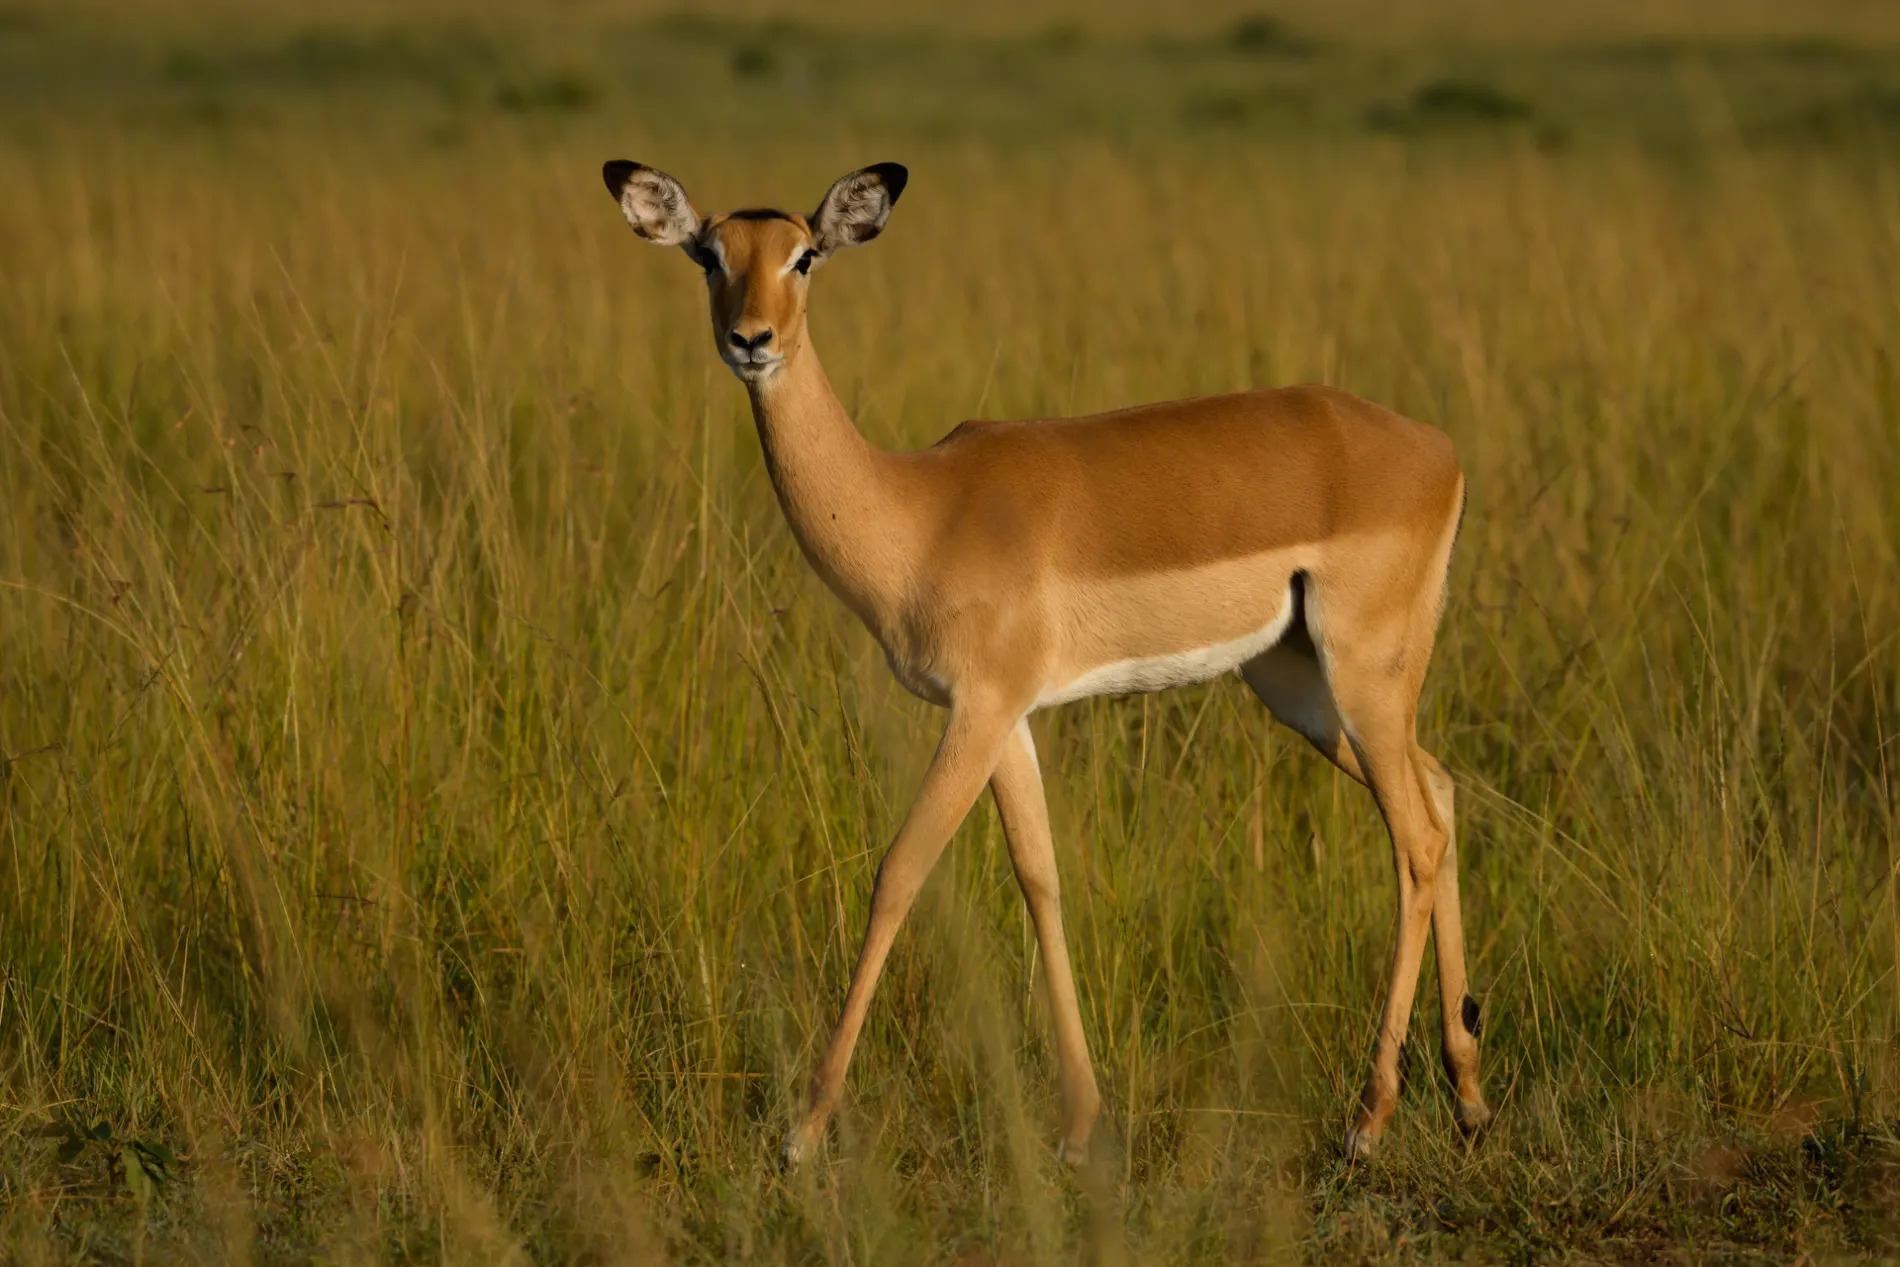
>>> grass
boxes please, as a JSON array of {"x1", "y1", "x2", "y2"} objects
[{"x1": 1, "y1": 2, "x2": 1899, "y2": 1262}]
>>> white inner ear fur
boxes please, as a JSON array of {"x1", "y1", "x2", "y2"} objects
[
  {"x1": 812, "y1": 172, "x2": 894, "y2": 254},
  {"x1": 620, "y1": 175, "x2": 699, "y2": 244}
]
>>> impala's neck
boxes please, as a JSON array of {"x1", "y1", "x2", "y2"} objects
[{"x1": 745, "y1": 344, "x2": 912, "y2": 630}]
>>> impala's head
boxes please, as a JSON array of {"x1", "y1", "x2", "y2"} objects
[{"x1": 602, "y1": 159, "x2": 907, "y2": 384}]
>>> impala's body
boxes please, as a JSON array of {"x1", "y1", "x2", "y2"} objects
[
  {"x1": 601, "y1": 159, "x2": 1490, "y2": 1166},
  {"x1": 875, "y1": 387, "x2": 1464, "y2": 712}
]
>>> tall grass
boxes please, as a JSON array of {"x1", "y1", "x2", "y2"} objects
[{"x1": 2, "y1": 26, "x2": 1898, "y2": 1262}]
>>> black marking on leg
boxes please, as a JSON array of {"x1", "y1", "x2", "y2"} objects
[
  {"x1": 1462, "y1": 994, "x2": 1482, "y2": 1038},
  {"x1": 1396, "y1": 1036, "x2": 1413, "y2": 1098}
]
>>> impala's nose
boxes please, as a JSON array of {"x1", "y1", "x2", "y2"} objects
[{"x1": 729, "y1": 328, "x2": 774, "y2": 354}]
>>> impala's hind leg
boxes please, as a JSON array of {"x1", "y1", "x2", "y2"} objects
[
  {"x1": 1242, "y1": 606, "x2": 1476, "y2": 1158},
  {"x1": 1240, "y1": 629, "x2": 1364, "y2": 783},
  {"x1": 1325, "y1": 673, "x2": 1446, "y2": 1159},
  {"x1": 1421, "y1": 752, "x2": 1489, "y2": 1134}
]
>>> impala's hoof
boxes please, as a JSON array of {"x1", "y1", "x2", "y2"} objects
[
  {"x1": 1454, "y1": 1097, "x2": 1493, "y2": 1136},
  {"x1": 781, "y1": 1122, "x2": 819, "y2": 1170},
  {"x1": 1055, "y1": 1135, "x2": 1090, "y2": 1168},
  {"x1": 1343, "y1": 1120, "x2": 1383, "y2": 1162}
]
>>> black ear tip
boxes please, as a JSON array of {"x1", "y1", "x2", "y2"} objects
[
  {"x1": 602, "y1": 159, "x2": 641, "y2": 197},
  {"x1": 869, "y1": 162, "x2": 908, "y2": 203}
]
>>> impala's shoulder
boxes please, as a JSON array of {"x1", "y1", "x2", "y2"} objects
[{"x1": 923, "y1": 416, "x2": 1059, "y2": 463}]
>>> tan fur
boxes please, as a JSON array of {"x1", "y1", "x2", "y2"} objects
[{"x1": 602, "y1": 161, "x2": 1491, "y2": 1166}]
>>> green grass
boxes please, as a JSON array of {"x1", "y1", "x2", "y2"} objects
[{"x1": 1, "y1": 4, "x2": 1898, "y2": 1262}]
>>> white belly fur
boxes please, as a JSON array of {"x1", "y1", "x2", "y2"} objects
[{"x1": 1035, "y1": 587, "x2": 1298, "y2": 710}]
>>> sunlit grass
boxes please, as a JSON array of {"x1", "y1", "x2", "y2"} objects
[{"x1": 1, "y1": 6, "x2": 1898, "y2": 1262}]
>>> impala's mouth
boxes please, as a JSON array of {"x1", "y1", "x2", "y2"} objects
[{"x1": 722, "y1": 349, "x2": 783, "y2": 380}]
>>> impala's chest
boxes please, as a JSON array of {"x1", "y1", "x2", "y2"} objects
[
  {"x1": 883, "y1": 647, "x2": 953, "y2": 706},
  {"x1": 873, "y1": 594, "x2": 999, "y2": 709}
]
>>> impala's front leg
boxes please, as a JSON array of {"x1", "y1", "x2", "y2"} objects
[
  {"x1": 991, "y1": 719, "x2": 1101, "y2": 1164},
  {"x1": 782, "y1": 693, "x2": 1023, "y2": 1168}
]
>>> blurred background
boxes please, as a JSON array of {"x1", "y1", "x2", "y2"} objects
[{"x1": 8, "y1": 0, "x2": 1900, "y2": 146}]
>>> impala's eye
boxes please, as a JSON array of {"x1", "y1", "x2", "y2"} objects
[
  {"x1": 689, "y1": 245, "x2": 720, "y2": 274},
  {"x1": 793, "y1": 249, "x2": 816, "y2": 276}
]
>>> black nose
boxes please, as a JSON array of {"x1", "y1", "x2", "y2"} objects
[{"x1": 729, "y1": 329, "x2": 774, "y2": 352}]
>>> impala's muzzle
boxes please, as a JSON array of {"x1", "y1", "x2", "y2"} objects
[
  {"x1": 722, "y1": 318, "x2": 783, "y2": 377},
  {"x1": 729, "y1": 328, "x2": 775, "y2": 358}
]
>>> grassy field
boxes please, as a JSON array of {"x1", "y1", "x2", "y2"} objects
[{"x1": 2, "y1": 2, "x2": 1899, "y2": 1261}]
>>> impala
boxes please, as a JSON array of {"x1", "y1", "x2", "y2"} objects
[{"x1": 601, "y1": 159, "x2": 1491, "y2": 1166}]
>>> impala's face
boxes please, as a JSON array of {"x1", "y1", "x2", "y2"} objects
[
  {"x1": 691, "y1": 211, "x2": 819, "y2": 380},
  {"x1": 603, "y1": 161, "x2": 908, "y2": 387}
]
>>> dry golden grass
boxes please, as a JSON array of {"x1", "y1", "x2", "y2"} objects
[{"x1": 1, "y1": 3, "x2": 1898, "y2": 1262}]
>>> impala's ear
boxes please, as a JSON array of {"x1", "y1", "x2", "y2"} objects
[
  {"x1": 809, "y1": 162, "x2": 908, "y2": 257},
  {"x1": 602, "y1": 160, "x2": 701, "y2": 246}
]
